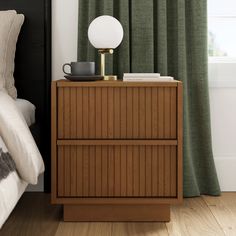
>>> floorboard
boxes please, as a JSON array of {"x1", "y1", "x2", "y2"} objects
[
  {"x1": 0, "y1": 193, "x2": 62, "y2": 236},
  {"x1": 203, "y1": 193, "x2": 236, "y2": 236},
  {"x1": 1, "y1": 193, "x2": 236, "y2": 236},
  {"x1": 55, "y1": 222, "x2": 112, "y2": 236},
  {"x1": 111, "y1": 223, "x2": 168, "y2": 236},
  {"x1": 167, "y1": 197, "x2": 224, "y2": 236}
]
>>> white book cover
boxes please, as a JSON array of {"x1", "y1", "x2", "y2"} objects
[
  {"x1": 123, "y1": 76, "x2": 174, "y2": 82},
  {"x1": 123, "y1": 73, "x2": 161, "y2": 78}
]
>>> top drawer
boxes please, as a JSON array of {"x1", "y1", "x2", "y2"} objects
[{"x1": 57, "y1": 85, "x2": 177, "y2": 140}]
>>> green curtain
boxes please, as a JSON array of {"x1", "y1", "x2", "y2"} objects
[{"x1": 78, "y1": 0, "x2": 221, "y2": 197}]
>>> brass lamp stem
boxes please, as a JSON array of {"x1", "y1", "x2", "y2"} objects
[
  {"x1": 100, "y1": 52, "x2": 105, "y2": 76},
  {"x1": 98, "y1": 49, "x2": 117, "y2": 81}
]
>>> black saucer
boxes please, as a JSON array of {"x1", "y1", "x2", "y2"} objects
[{"x1": 64, "y1": 75, "x2": 103, "y2": 81}]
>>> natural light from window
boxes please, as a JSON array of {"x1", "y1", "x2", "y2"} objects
[
  {"x1": 208, "y1": 0, "x2": 236, "y2": 59},
  {"x1": 208, "y1": 0, "x2": 236, "y2": 87}
]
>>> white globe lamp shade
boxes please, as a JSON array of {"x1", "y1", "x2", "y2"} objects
[{"x1": 88, "y1": 15, "x2": 124, "y2": 49}]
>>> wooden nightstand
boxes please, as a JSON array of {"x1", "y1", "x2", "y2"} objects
[{"x1": 51, "y1": 79, "x2": 183, "y2": 222}]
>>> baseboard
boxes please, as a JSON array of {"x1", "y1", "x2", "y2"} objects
[{"x1": 214, "y1": 156, "x2": 236, "y2": 191}]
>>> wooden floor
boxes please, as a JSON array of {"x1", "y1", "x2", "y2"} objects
[{"x1": 1, "y1": 193, "x2": 236, "y2": 236}]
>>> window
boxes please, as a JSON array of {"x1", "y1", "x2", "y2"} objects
[{"x1": 208, "y1": 0, "x2": 236, "y2": 86}]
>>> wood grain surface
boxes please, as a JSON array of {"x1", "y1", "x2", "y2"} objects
[
  {"x1": 63, "y1": 204, "x2": 170, "y2": 222},
  {"x1": 1, "y1": 193, "x2": 234, "y2": 236},
  {"x1": 51, "y1": 80, "x2": 183, "y2": 221},
  {"x1": 57, "y1": 86, "x2": 177, "y2": 140},
  {"x1": 57, "y1": 145, "x2": 177, "y2": 198}
]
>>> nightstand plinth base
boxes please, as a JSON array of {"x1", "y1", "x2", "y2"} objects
[{"x1": 63, "y1": 204, "x2": 170, "y2": 222}]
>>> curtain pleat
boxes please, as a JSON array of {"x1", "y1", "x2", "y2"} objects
[
  {"x1": 155, "y1": 0, "x2": 168, "y2": 74},
  {"x1": 113, "y1": 0, "x2": 130, "y2": 78},
  {"x1": 130, "y1": 0, "x2": 154, "y2": 72},
  {"x1": 78, "y1": 0, "x2": 221, "y2": 197}
]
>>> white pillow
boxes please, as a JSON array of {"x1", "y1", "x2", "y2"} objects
[
  {"x1": 0, "y1": 11, "x2": 24, "y2": 99},
  {"x1": 0, "y1": 11, "x2": 16, "y2": 93},
  {"x1": 5, "y1": 14, "x2": 25, "y2": 99}
]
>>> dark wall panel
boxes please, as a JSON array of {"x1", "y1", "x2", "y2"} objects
[{"x1": 0, "y1": 0, "x2": 51, "y2": 192}]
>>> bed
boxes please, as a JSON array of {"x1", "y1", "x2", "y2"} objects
[
  {"x1": 0, "y1": 0, "x2": 51, "y2": 228},
  {"x1": 0, "y1": 98, "x2": 37, "y2": 228}
]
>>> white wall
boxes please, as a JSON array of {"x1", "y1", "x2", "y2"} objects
[
  {"x1": 210, "y1": 87, "x2": 236, "y2": 191},
  {"x1": 52, "y1": 0, "x2": 79, "y2": 81}
]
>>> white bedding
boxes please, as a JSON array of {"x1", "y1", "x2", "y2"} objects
[
  {"x1": 0, "y1": 10, "x2": 38, "y2": 229},
  {"x1": 0, "y1": 91, "x2": 44, "y2": 228},
  {"x1": 0, "y1": 172, "x2": 27, "y2": 228},
  {"x1": 15, "y1": 98, "x2": 36, "y2": 126},
  {"x1": 0, "y1": 92, "x2": 44, "y2": 184}
]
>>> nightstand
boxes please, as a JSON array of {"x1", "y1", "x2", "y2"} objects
[{"x1": 51, "y1": 79, "x2": 183, "y2": 222}]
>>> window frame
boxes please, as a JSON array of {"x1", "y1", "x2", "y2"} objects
[{"x1": 208, "y1": 13, "x2": 236, "y2": 87}]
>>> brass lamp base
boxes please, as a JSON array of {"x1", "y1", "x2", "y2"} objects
[{"x1": 103, "y1": 75, "x2": 117, "y2": 81}]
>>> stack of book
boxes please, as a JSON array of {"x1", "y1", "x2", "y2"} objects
[{"x1": 123, "y1": 73, "x2": 174, "y2": 82}]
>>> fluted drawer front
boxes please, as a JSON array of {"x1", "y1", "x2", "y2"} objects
[
  {"x1": 57, "y1": 87, "x2": 177, "y2": 139},
  {"x1": 57, "y1": 145, "x2": 177, "y2": 198}
]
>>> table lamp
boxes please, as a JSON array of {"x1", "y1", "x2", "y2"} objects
[{"x1": 88, "y1": 15, "x2": 124, "y2": 81}]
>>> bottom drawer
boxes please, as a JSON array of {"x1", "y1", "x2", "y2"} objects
[{"x1": 57, "y1": 145, "x2": 177, "y2": 198}]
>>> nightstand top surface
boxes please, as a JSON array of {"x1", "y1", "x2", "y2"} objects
[{"x1": 54, "y1": 79, "x2": 181, "y2": 88}]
